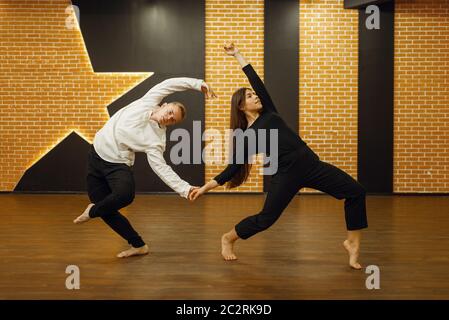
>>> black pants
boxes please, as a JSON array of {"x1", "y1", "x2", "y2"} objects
[
  {"x1": 86, "y1": 145, "x2": 145, "y2": 248},
  {"x1": 235, "y1": 153, "x2": 368, "y2": 239}
]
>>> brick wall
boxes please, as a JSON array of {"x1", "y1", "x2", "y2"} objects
[
  {"x1": 1, "y1": 0, "x2": 448, "y2": 193},
  {"x1": 0, "y1": 0, "x2": 150, "y2": 191},
  {"x1": 394, "y1": 0, "x2": 449, "y2": 192},
  {"x1": 299, "y1": 0, "x2": 359, "y2": 192},
  {"x1": 205, "y1": 0, "x2": 265, "y2": 192}
]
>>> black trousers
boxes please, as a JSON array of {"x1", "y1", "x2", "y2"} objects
[
  {"x1": 235, "y1": 152, "x2": 368, "y2": 239},
  {"x1": 86, "y1": 145, "x2": 145, "y2": 248}
]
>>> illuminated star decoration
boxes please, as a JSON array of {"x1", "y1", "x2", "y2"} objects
[{"x1": 0, "y1": 0, "x2": 152, "y2": 190}]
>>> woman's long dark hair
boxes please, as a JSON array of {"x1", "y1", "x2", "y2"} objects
[{"x1": 227, "y1": 87, "x2": 253, "y2": 189}]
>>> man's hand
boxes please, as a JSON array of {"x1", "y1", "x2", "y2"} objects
[
  {"x1": 201, "y1": 82, "x2": 217, "y2": 99},
  {"x1": 224, "y1": 42, "x2": 239, "y2": 56}
]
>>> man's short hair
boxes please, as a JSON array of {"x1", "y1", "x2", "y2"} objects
[{"x1": 173, "y1": 101, "x2": 186, "y2": 121}]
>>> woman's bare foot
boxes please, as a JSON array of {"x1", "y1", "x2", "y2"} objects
[
  {"x1": 343, "y1": 239, "x2": 362, "y2": 270},
  {"x1": 221, "y1": 233, "x2": 237, "y2": 261},
  {"x1": 117, "y1": 244, "x2": 149, "y2": 258},
  {"x1": 73, "y1": 203, "x2": 94, "y2": 224}
]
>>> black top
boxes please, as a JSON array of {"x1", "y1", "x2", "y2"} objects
[{"x1": 213, "y1": 64, "x2": 316, "y2": 186}]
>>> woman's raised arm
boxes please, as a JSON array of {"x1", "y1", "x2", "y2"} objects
[{"x1": 224, "y1": 43, "x2": 278, "y2": 113}]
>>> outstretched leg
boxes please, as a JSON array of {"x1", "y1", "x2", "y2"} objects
[{"x1": 303, "y1": 161, "x2": 368, "y2": 269}]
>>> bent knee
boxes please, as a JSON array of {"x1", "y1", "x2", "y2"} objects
[
  {"x1": 255, "y1": 213, "x2": 280, "y2": 231},
  {"x1": 355, "y1": 184, "x2": 366, "y2": 197},
  {"x1": 114, "y1": 191, "x2": 135, "y2": 206},
  {"x1": 346, "y1": 184, "x2": 366, "y2": 201}
]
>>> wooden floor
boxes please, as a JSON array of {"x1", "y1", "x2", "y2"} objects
[{"x1": 0, "y1": 194, "x2": 448, "y2": 299}]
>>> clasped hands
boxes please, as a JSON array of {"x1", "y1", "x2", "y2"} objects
[{"x1": 187, "y1": 186, "x2": 207, "y2": 202}]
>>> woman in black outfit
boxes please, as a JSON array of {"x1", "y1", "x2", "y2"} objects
[{"x1": 190, "y1": 43, "x2": 368, "y2": 269}]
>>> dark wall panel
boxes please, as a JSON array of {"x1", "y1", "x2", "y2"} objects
[
  {"x1": 15, "y1": 133, "x2": 90, "y2": 192},
  {"x1": 263, "y1": 0, "x2": 299, "y2": 192},
  {"x1": 344, "y1": 0, "x2": 392, "y2": 9},
  {"x1": 264, "y1": 0, "x2": 299, "y2": 133},
  {"x1": 357, "y1": 1, "x2": 394, "y2": 193},
  {"x1": 72, "y1": 0, "x2": 204, "y2": 75}
]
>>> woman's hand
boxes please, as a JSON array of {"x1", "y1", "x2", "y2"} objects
[
  {"x1": 189, "y1": 186, "x2": 207, "y2": 201},
  {"x1": 189, "y1": 180, "x2": 219, "y2": 202},
  {"x1": 224, "y1": 42, "x2": 240, "y2": 56},
  {"x1": 201, "y1": 82, "x2": 217, "y2": 99},
  {"x1": 187, "y1": 186, "x2": 199, "y2": 200},
  {"x1": 224, "y1": 42, "x2": 248, "y2": 68}
]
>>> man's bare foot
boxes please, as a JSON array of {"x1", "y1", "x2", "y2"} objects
[
  {"x1": 343, "y1": 239, "x2": 362, "y2": 270},
  {"x1": 221, "y1": 233, "x2": 237, "y2": 261},
  {"x1": 117, "y1": 244, "x2": 149, "y2": 258},
  {"x1": 73, "y1": 203, "x2": 94, "y2": 224}
]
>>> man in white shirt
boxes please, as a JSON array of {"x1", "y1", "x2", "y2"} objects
[{"x1": 73, "y1": 76, "x2": 216, "y2": 258}]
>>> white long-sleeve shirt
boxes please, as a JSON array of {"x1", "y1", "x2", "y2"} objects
[{"x1": 93, "y1": 77, "x2": 204, "y2": 198}]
